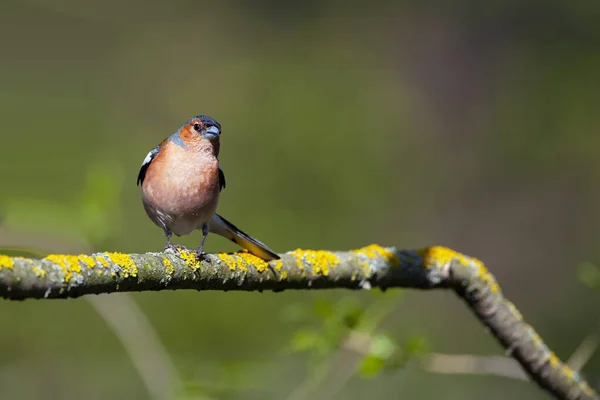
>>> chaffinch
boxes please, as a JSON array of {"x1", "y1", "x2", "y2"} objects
[{"x1": 137, "y1": 115, "x2": 279, "y2": 261}]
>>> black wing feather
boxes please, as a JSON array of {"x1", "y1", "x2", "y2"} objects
[
  {"x1": 137, "y1": 146, "x2": 160, "y2": 186},
  {"x1": 218, "y1": 166, "x2": 226, "y2": 191}
]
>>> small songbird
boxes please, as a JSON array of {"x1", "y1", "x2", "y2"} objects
[{"x1": 137, "y1": 115, "x2": 280, "y2": 261}]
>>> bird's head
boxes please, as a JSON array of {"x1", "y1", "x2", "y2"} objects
[
  {"x1": 178, "y1": 115, "x2": 222, "y2": 155},
  {"x1": 185, "y1": 115, "x2": 221, "y2": 141}
]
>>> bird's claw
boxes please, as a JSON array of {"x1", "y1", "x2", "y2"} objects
[
  {"x1": 162, "y1": 243, "x2": 206, "y2": 260},
  {"x1": 163, "y1": 243, "x2": 184, "y2": 253},
  {"x1": 193, "y1": 249, "x2": 206, "y2": 260}
]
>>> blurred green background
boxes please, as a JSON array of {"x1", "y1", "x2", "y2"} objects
[{"x1": 1, "y1": 0, "x2": 599, "y2": 399}]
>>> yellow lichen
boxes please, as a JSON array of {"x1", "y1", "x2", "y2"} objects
[
  {"x1": 352, "y1": 244, "x2": 400, "y2": 266},
  {"x1": 0, "y1": 255, "x2": 14, "y2": 270},
  {"x1": 80, "y1": 255, "x2": 96, "y2": 269},
  {"x1": 214, "y1": 251, "x2": 273, "y2": 273},
  {"x1": 179, "y1": 250, "x2": 200, "y2": 271},
  {"x1": 355, "y1": 259, "x2": 372, "y2": 276},
  {"x1": 44, "y1": 254, "x2": 82, "y2": 283},
  {"x1": 416, "y1": 246, "x2": 471, "y2": 268},
  {"x1": 96, "y1": 255, "x2": 109, "y2": 268},
  {"x1": 217, "y1": 252, "x2": 265, "y2": 273},
  {"x1": 471, "y1": 259, "x2": 500, "y2": 292},
  {"x1": 273, "y1": 259, "x2": 283, "y2": 272},
  {"x1": 416, "y1": 246, "x2": 500, "y2": 292},
  {"x1": 548, "y1": 352, "x2": 560, "y2": 369},
  {"x1": 32, "y1": 266, "x2": 46, "y2": 278},
  {"x1": 238, "y1": 252, "x2": 269, "y2": 273},
  {"x1": 106, "y1": 252, "x2": 138, "y2": 278},
  {"x1": 294, "y1": 257, "x2": 304, "y2": 271},
  {"x1": 350, "y1": 244, "x2": 400, "y2": 276},
  {"x1": 560, "y1": 362, "x2": 575, "y2": 379},
  {"x1": 530, "y1": 329, "x2": 545, "y2": 349},
  {"x1": 163, "y1": 257, "x2": 175, "y2": 275},
  {"x1": 217, "y1": 253, "x2": 239, "y2": 271},
  {"x1": 290, "y1": 249, "x2": 340, "y2": 277}
]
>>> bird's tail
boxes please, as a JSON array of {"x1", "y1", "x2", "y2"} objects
[{"x1": 209, "y1": 213, "x2": 280, "y2": 261}]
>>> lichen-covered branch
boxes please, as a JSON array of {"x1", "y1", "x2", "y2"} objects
[{"x1": 0, "y1": 245, "x2": 596, "y2": 400}]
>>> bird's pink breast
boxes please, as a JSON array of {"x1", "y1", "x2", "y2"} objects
[{"x1": 142, "y1": 142, "x2": 220, "y2": 235}]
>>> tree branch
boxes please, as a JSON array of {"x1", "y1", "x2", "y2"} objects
[{"x1": 0, "y1": 245, "x2": 597, "y2": 400}]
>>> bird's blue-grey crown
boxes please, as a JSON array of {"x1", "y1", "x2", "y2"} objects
[{"x1": 192, "y1": 115, "x2": 221, "y2": 130}]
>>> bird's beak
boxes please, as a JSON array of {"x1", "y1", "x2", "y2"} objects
[{"x1": 202, "y1": 126, "x2": 220, "y2": 140}]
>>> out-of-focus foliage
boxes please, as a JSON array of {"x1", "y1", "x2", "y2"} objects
[
  {"x1": 2, "y1": 160, "x2": 124, "y2": 248},
  {"x1": 1, "y1": 0, "x2": 599, "y2": 399},
  {"x1": 579, "y1": 263, "x2": 600, "y2": 290}
]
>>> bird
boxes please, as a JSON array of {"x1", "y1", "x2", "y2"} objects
[{"x1": 136, "y1": 115, "x2": 280, "y2": 261}]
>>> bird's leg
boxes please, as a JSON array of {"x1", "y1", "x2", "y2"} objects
[
  {"x1": 194, "y1": 223, "x2": 210, "y2": 259},
  {"x1": 162, "y1": 229, "x2": 179, "y2": 252}
]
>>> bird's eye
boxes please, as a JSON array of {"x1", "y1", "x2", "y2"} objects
[{"x1": 193, "y1": 123, "x2": 202, "y2": 132}]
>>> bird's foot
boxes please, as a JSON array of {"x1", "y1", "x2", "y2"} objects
[
  {"x1": 193, "y1": 249, "x2": 206, "y2": 260},
  {"x1": 163, "y1": 243, "x2": 184, "y2": 253}
]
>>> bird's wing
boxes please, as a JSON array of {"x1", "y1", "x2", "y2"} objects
[
  {"x1": 136, "y1": 145, "x2": 161, "y2": 186},
  {"x1": 218, "y1": 166, "x2": 226, "y2": 191}
]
